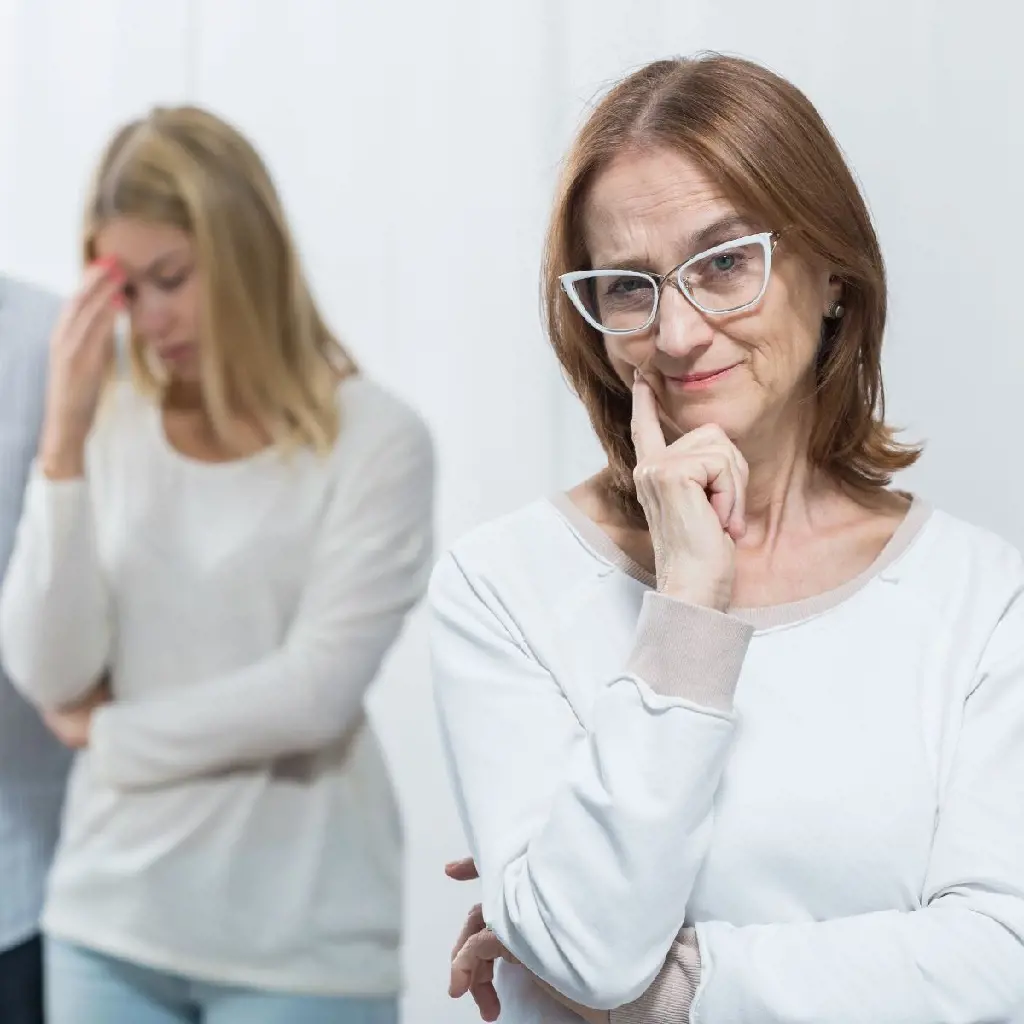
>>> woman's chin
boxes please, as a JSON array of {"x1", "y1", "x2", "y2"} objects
[{"x1": 661, "y1": 403, "x2": 749, "y2": 442}]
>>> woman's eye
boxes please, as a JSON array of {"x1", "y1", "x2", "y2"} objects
[
  {"x1": 611, "y1": 278, "x2": 645, "y2": 294},
  {"x1": 155, "y1": 272, "x2": 188, "y2": 291}
]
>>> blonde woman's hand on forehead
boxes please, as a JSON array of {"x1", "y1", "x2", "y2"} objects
[
  {"x1": 631, "y1": 370, "x2": 747, "y2": 611},
  {"x1": 39, "y1": 257, "x2": 125, "y2": 478}
]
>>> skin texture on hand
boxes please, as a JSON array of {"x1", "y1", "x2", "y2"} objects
[
  {"x1": 42, "y1": 678, "x2": 111, "y2": 749},
  {"x1": 631, "y1": 371, "x2": 745, "y2": 611},
  {"x1": 445, "y1": 857, "x2": 610, "y2": 1024},
  {"x1": 39, "y1": 258, "x2": 125, "y2": 479}
]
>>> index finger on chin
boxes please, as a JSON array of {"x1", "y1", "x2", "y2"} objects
[{"x1": 631, "y1": 371, "x2": 666, "y2": 463}]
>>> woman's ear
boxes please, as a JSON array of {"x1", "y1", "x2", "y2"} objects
[{"x1": 825, "y1": 272, "x2": 844, "y2": 314}]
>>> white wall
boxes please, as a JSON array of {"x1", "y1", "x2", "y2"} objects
[{"x1": 2, "y1": 2, "x2": 1023, "y2": 1020}]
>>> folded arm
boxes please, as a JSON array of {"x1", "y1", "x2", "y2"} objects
[
  {"x1": 612, "y1": 590, "x2": 1024, "y2": 1024},
  {"x1": 431, "y1": 557, "x2": 753, "y2": 1010},
  {"x1": 0, "y1": 470, "x2": 113, "y2": 708},
  {"x1": 88, "y1": 418, "x2": 435, "y2": 789}
]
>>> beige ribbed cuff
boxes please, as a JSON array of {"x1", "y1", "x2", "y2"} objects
[
  {"x1": 610, "y1": 928, "x2": 701, "y2": 1024},
  {"x1": 626, "y1": 592, "x2": 753, "y2": 711}
]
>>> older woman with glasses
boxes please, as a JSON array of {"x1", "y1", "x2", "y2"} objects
[{"x1": 430, "y1": 54, "x2": 1024, "y2": 1024}]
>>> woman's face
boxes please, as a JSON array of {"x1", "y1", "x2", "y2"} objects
[
  {"x1": 94, "y1": 217, "x2": 202, "y2": 383},
  {"x1": 581, "y1": 147, "x2": 839, "y2": 446}
]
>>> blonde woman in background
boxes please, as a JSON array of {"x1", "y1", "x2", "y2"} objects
[{"x1": 0, "y1": 106, "x2": 433, "y2": 1024}]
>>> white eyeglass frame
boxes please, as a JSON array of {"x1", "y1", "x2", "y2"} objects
[{"x1": 559, "y1": 230, "x2": 780, "y2": 336}]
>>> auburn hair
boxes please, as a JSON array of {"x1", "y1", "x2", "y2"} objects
[{"x1": 543, "y1": 53, "x2": 920, "y2": 522}]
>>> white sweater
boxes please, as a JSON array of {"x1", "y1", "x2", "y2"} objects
[
  {"x1": 430, "y1": 494, "x2": 1024, "y2": 1024},
  {"x1": 0, "y1": 374, "x2": 434, "y2": 996}
]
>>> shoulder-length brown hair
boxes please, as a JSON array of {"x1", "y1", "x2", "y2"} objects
[{"x1": 543, "y1": 53, "x2": 920, "y2": 522}]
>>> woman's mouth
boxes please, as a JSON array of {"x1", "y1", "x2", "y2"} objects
[
  {"x1": 664, "y1": 363, "x2": 738, "y2": 390},
  {"x1": 154, "y1": 342, "x2": 195, "y2": 363}
]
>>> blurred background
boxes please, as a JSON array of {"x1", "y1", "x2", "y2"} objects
[{"x1": 1, "y1": 1, "x2": 1022, "y2": 1019}]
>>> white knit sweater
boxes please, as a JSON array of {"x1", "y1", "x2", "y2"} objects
[
  {"x1": 0, "y1": 374, "x2": 434, "y2": 996},
  {"x1": 431, "y1": 494, "x2": 1024, "y2": 1023}
]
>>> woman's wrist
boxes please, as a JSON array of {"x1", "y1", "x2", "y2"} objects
[
  {"x1": 658, "y1": 556, "x2": 734, "y2": 612},
  {"x1": 659, "y1": 577, "x2": 732, "y2": 612},
  {"x1": 38, "y1": 424, "x2": 87, "y2": 479}
]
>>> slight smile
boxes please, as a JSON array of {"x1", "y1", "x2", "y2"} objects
[{"x1": 664, "y1": 363, "x2": 739, "y2": 391}]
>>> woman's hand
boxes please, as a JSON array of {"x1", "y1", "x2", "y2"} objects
[
  {"x1": 39, "y1": 257, "x2": 125, "y2": 479},
  {"x1": 445, "y1": 857, "x2": 609, "y2": 1024},
  {"x1": 632, "y1": 371, "x2": 748, "y2": 610},
  {"x1": 43, "y1": 679, "x2": 111, "y2": 749},
  {"x1": 445, "y1": 858, "x2": 506, "y2": 1021},
  {"x1": 450, "y1": 903, "x2": 514, "y2": 1022}
]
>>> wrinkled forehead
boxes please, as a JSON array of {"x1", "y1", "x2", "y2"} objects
[{"x1": 580, "y1": 148, "x2": 761, "y2": 270}]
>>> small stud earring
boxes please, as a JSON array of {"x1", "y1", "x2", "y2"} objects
[{"x1": 826, "y1": 300, "x2": 845, "y2": 320}]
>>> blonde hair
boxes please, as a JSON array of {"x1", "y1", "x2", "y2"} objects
[
  {"x1": 544, "y1": 54, "x2": 921, "y2": 523},
  {"x1": 84, "y1": 105, "x2": 354, "y2": 453}
]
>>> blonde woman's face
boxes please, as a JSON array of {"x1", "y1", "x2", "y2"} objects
[{"x1": 94, "y1": 217, "x2": 202, "y2": 383}]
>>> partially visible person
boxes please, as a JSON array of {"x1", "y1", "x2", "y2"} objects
[
  {"x1": 432, "y1": 54, "x2": 1024, "y2": 1023},
  {"x1": 0, "y1": 106, "x2": 433, "y2": 1024},
  {"x1": 0, "y1": 273, "x2": 70, "y2": 1024}
]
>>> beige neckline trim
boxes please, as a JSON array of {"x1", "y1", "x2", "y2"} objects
[{"x1": 548, "y1": 491, "x2": 932, "y2": 630}]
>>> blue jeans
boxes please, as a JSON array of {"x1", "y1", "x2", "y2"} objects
[{"x1": 45, "y1": 938, "x2": 399, "y2": 1024}]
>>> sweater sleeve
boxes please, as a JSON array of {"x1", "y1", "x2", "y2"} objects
[
  {"x1": 668, "y1": 588, "x2": 1024, "y2": 1024},
  {"x1": 88, "y1": 416, "x2": 434, "y2": 790},
  {"x1": 430, "y1": 555, "x2": 754, "y2": 1011},
  {"x1": 0, "y1": 468, "x2": 113, "y2": 709},
  {"x1": 609, "y1": 929, "x2": 701, "y2": 1024}
]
